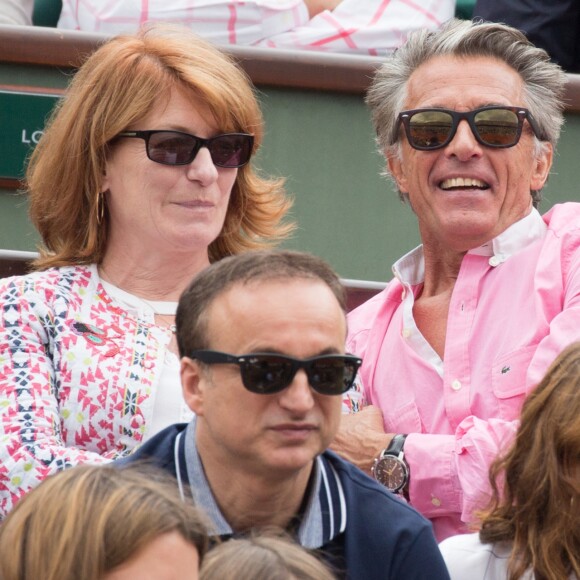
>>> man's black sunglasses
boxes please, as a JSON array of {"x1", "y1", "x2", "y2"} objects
[
  {"x1": 397, "y1": 106, "x2": 543, "y2": 151},
  {"x1": 116, "y1": 130, "x2": 254, "y2": 168},
  {"x1": 189, "y1": 350, "x2": 362, "y2": 396}
]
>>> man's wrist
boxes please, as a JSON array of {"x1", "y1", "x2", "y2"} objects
[{"x1": 366, "y1": 434, "x2": 395, "y2": 473}]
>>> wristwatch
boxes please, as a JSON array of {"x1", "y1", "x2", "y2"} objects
[{"x1": 372, "y1": 434, "x2": 409, "y2": 494}]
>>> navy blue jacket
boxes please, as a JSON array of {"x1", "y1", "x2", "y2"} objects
[{"x1": 119, "y1": 423, "x2": 450, "y2": 580}]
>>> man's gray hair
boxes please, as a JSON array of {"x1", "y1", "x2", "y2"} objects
[{"x1": 367, "y1": 18, "x2": 568, "y2": 206}]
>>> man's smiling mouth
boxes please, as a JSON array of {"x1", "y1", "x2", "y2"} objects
[{"x1": 440, "y1": 177, "x2": 490, "y2": 190}]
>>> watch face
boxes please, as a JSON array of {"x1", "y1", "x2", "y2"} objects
[{"x1": 373, "y1": 456, "x2": 407, "y2": 492}]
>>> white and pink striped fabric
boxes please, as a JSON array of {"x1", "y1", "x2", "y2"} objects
[
  {"x1": 57, "y1": 0, "x2": 310, "y2": 44},
  {"x1": 57, "y1": 0, "x2": 455, "y2": 55},
  {"x1": 258, "y1": 0, "x2": 455, "y2": 55}
]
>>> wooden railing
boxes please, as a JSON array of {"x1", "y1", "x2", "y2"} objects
[
  {"x1": 1, "y1": 24, "x2": 577, "y2": 106},
  {"x1": 0, "y1": 250, "x2": 36, "y2": 278},
  {"x1": 0, "y1": 24, "x2": 379, "y2": 95}
]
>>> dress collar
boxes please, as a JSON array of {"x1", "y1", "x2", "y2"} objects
[{"x1": 392, "y1": 208, "x2": 547, "y2": 286}]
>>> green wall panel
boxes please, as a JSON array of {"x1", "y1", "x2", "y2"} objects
[
  {"x1": 256, "y1": 87, "x2": 420, "y2": 280},
  {"x1": 541, "y1": 114, "x2": 580, "y2": 207},
  {"x1": 0, "y1": 62, "x2": 71, "y2": 90},
  {"x1": 0, "y1": 191, "x2": 37, "y2": 249}
]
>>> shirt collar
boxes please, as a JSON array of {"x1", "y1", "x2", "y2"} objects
[
  {"x1": 392, "y1": 207, "x2": 547, "y2": 285},
  {"x1": 178, "y1": 419, "x2": 346, "y2": 548}
]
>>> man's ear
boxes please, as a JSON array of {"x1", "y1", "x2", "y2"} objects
[
  {"x1": 386, "y1": 149, "x2": 409, "y2": 195},
  {"x1": 181, "y1": 357, "x2": 206, "y2": 416},
  {"x1": 530, "y1": 142, "x2": 553, "y2": 191}
]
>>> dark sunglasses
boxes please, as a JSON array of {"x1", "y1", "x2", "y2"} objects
[
  {"x1": 397, "y1": 106, "x2": 542, "y2": 151},
  {"x1": 189, "y1": 350, "x2": 362, "y2": 396},
  {"x1": 116, "y1": 130, "x2": 254, "y2": 168}
]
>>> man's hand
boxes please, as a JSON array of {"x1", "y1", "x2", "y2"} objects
[
  {"x1": 330, "y1": 405, "x2": 394, "y2": 475},
  {"x1": 303, "y1": 0, "x2": 342, "y2": 18}
]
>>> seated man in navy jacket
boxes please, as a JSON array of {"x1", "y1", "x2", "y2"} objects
[{"x1": 120, "y1": 250, "x2": 449, "y2": 580}]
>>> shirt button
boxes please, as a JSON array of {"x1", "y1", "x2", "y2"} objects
[
  {"x1": 489, "y1": 256, "x2": 501, "y2": 267},
  {"x1": 451, "y1": 379, "x2": 462, "y2": 391},
  {"x1": 402, "y1": 328, "x2": 412, "y2": 339},
  {"x1": 431, "y1": 497, "x2": 442, "y2": 507}
]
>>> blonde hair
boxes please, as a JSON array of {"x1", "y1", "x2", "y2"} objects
[
  {"x1": 0, "y1": 464, "x2": 208, "y2": 580},
  {"x1": 200, "y1": 531, "x2": 337, "y2": 579},
  {"x1": 478, "y1": 343, "x2": 580, "y2": 580},
  {"x1": 26, "y1": 24, "x2": 293, "y2": 270}
]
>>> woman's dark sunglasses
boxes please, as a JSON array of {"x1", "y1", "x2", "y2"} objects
[
  {"x1": 116, "y1": 130, "x2": 254, "y2": 168},
  {"x1": 189, "y1": 350, "x2": 362, "y2": 395},
  {"x1": 397, "y1": 106, "x2": 543, "y2": 151}
]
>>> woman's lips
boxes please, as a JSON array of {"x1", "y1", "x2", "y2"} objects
[{"x1": 173, "y1": 199, "x2": 214, "y2": 209}]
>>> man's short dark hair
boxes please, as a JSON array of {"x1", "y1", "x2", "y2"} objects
[{"x1": 175, "y1": 250, "x2": 346, "y2": 357}]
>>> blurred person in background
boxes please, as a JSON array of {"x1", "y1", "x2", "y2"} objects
[
  {"x1": 0, "y1": 464, "x2": 208, "y2": 580},
  {"x1": 0, "y1": 0, "x2": 33, "y2": 25},
  {"x1": 200, "y1": 531, "x2": 337, "y2": 580},
  {"x1": 56, "y1": 0, "x2": 454, "y2": 56},
  {"x1": 440, "y1": 342, "x2": 580, "y2": 579},
  {"x1": 474, "y1": 0, "x2": 580, "y2": 73}
]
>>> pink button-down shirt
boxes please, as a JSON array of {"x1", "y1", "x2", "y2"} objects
[{"x1": 345, "y1": 204, "x2": 580, "y2": 541}]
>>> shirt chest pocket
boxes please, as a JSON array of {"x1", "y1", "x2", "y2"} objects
[
  {"x1": 382, "y1": 399, "x2": 423, "y2": 433},
  {"x1": 492, "y1": 344, "x2": 537, "y2": 420}
]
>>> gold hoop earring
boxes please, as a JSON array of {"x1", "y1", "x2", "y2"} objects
[{"x1": 96, "y1": 191, "x2": 105, "y2": 225}]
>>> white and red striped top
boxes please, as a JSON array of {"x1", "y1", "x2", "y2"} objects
[{"x1": 57, "y1": 0, "x2": 455, "y2": 56}]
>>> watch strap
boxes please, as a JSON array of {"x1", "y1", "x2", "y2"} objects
[{"x1": 384, "y1": 433, "x2": 407, "y2": 458}]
